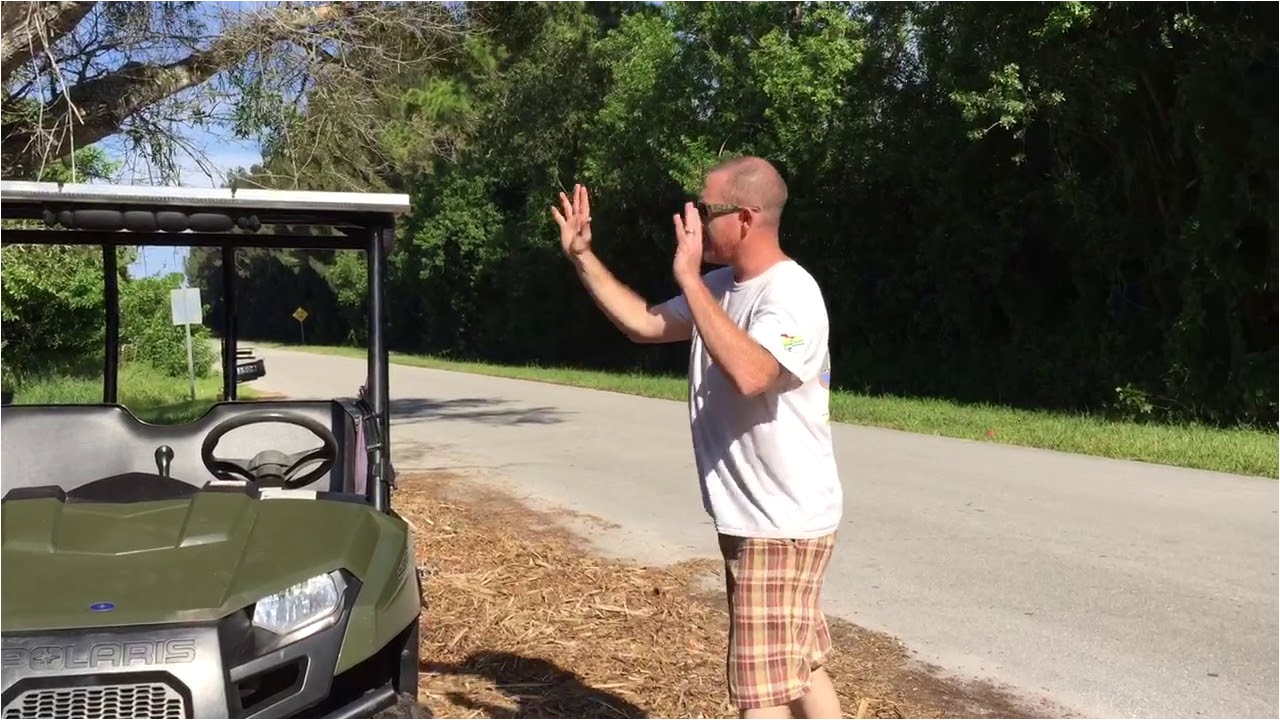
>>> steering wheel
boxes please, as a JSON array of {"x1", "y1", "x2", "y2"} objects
[{"x1": 201, "y1": 410, "x2": 339, "y2": 489}]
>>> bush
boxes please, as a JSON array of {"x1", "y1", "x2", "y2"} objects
[
  {"x1": 0, "y1": 245, "x2": 107, "y2": 383},
  {"x1": 119, "y1": 274, "x2": 217, "y2": 378}
]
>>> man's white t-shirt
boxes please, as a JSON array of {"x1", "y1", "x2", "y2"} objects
[{"x1": 657, "y1": 259, "x2": 843, "y2": 539}]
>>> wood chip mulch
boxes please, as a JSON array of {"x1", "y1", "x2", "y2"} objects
[{"x1": 393, "y1": 471, "x2": 1059, "y2": 719}]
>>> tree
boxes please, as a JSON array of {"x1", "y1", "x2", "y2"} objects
[
  {"x1": 29, "y1": 1, "x2": 1272, "y2": 428},
  {"x1": 1, "y1": 0, "x2": 471, "y2": 182}
]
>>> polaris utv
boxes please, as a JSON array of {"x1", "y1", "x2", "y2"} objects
[{"x1": 0, "y1": 181, "x2": 426, "y2": 719}]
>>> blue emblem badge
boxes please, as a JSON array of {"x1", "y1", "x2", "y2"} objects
[{"x1": 89, "y1": 602, "x2": 115, "y2": 612}]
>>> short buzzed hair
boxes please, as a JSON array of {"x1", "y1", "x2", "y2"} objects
[{"x1": 707, "y1": 155, "x2": 789, "y2": 219}]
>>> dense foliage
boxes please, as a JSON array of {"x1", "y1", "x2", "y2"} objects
[
  {"x1": 118, "y1": 274, "x2": 217, "y2": 379},
  {"x1": 3, "y1": 2, "x2": 1275, "y2": 429},
  {"x1": 188, "y1": 2, "x2": 1276, "y2": 428},
  {"x1": 0, "y1": 243, "x2": 216, "y2": 389},
  {"x1": 1, "y1": 141, "x2": 217, "y2": 390}
]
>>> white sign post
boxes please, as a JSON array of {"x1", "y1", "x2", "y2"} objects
[{"x1": 170, "y1": 286, "x2": 203, "y2": 401}]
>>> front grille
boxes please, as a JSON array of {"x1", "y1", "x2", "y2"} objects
[{"x1": 3, "y1": 681, "x2": 187, "y2": 719}]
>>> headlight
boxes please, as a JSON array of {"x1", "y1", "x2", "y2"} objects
[{"x1": 252, "y1": 571, "x2": 343, "y2": 637}]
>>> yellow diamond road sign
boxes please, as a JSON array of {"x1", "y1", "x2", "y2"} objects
[{"x1": 292, "y1": 307, "x2": 309, "y2": 323}]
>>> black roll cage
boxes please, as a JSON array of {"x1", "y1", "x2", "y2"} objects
[{"x1": 0, "y1": 180, "x2": 408, "y2": 513}]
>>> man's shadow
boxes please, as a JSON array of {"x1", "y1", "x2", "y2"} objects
[{"x1": 424, "y1": 650, "x2": 647, "y2": 719}]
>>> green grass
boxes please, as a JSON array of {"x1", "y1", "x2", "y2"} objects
[
  {"x1": 10, "y1": 362, "x2": 260, "y2": 424},
  {"x1": 264, "y1": 343, "x2": 1278, "y2": 478}
]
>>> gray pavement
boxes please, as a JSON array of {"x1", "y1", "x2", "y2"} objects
[{"x1": 247, "y1": 347, "x2": 1279, "y2": 719}]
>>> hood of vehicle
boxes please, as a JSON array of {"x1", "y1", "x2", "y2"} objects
[{"x1": 1, "y1": 492, "x2": 397, "y2": 632}]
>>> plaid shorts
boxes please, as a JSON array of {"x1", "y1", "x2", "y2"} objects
[{"x1": 718, "y1": 532, "x2": 836, "y2": 710}]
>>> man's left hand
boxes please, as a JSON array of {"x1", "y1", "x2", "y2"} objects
[{"x1": 672, "y1": 202, "x2": 703, "y2": 286}]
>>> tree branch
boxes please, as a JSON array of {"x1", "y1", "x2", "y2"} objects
[
  {"x1": 2, "y1": 0, "x2": 466, "y2": 179},
  {"x1": 124, "y1": 5, "x2": 352, "y2": 143},
  {"x1": 1, "y1": 1, "x2": 97, "y2": 84}
]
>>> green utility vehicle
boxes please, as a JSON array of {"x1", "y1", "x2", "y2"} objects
[{"x1": 0, "y1": 181, "x2": 426, "y2": 719}]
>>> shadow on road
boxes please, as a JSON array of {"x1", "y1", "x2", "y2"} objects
[
  {"x1": 389, "y1": 397, "x2": 569, "y2": 426},
  {"x1": 423, "y1": 651, "x2": 646, "y2": 719}
]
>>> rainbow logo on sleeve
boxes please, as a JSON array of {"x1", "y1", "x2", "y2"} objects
[{"x1": 780, "y1": 333, "x2": 805, "y2": 352}]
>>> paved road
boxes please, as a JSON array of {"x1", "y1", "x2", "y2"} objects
[{"x1": 246, "y1": 347, "x2": 1278, "y2": 719}]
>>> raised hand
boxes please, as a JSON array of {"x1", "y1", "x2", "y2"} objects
[
  {"x1": 551, "y1": 183, "x2": 593, "y2": 257},
  {"x1": 672, "y1": 201, "x2": 704, "y2": 285}
]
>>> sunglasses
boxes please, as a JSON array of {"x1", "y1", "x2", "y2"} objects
[{"x1": 695, "y1": 200, "x2": 757, "y2": 222}]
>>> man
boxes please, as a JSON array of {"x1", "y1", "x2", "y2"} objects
[{"x1": 551, "y1": 155, "x2": 843, "y2": 719}]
